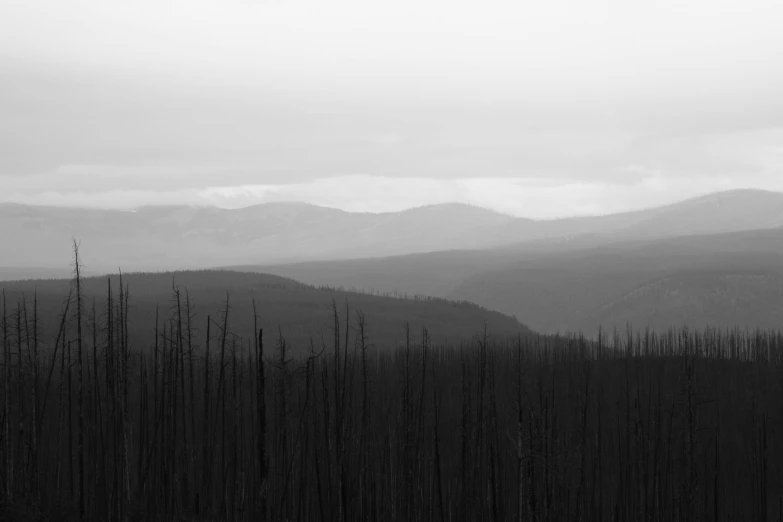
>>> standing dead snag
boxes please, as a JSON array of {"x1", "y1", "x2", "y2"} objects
[
  {"x1": 356, "y1": 311, "x2": 369, "y2": 446},
  {"x1": 414, "y1": 325, "x2": 430, "y2": 516},
  {"x1": 30, "y1": 290, "x2": 40, "y2": 503},
  {"x1": 517, "y1": 334, "x2": 525, "y2": 522},
  {"x1": 330, "y1": 298, "x2": 344, "y2": 522},
  {"x1": 356, "y1": 309, "x2": 370, "y2": 518},
  {"x1": 253, "y1": 293, "x2": 268, "y2": 522},
  {"x1": 475, "y1": 324, "x2": 488, "y2": 519},
  {"x1": 36, "y1": 289, "x2": 70, "y2": 502},
  {"x1": 55, "y1": 336, "x2": 67, "y2": 499},
  {"x1": 172, "y1": 283, "x2": 191, "y2": 509},
  {"x1": 216, "y1": 294, "x2": 231, "y2": 519},
  {"x1": 15, "y1": 299, "x2": 26, "y2": 503},
  {"x1": 403, "y1": 320, "x2": 413, "y2": 520},
  {"x1": 67, "y1": 337, "x2": 73, "y2": 503},
  {"x1": 201, "y1": 315, "x2": 211, "y2": 516},
  {"x1": 72, "y1": 239, "x2": 86, "y2": 521},
  {"x1": 275, "y1": 325, "x2": 290, "y2": 521},
  {"x1": 459, "y1": 346, "x2": 469, "y2": 522},
  {"x1": 230, "y1": 336, "x2": 239, "y2": 520},
  {"x1": 185, "y1": 290, "x2": 197, "y2": 514},
  {"x1": 2, "y1": 290, "x2": 10, "y2": 503},
  {"x1": 90, "y1": 294, "x2": 102, "y2": 515},
  {"x1": 116, "y1": 272, "x2": 131, "y2": 520},
  {"x1": 431, "y1": 345, "x2": 445, "y2": 522}
]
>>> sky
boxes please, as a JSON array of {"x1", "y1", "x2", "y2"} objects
[{"x1": 1, "y1": 0, "x2": 783, "y2": 218}]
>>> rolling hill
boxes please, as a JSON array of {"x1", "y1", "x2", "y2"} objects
[
  {"x1": 3, "y1": 189, "x2": 783, "y2": 279},
  {"x1": 250, "y1": 227, "x2": 783, "y2": 335},
  {"x1": 490, "y1": 188, "x2": 783, "y2": 246},
  {"x1": 0, "y1": 201, "x2": 517, "y2": 274},
  {"x1": 0, "y1": 270, "x2": 529, "y2": 355}
]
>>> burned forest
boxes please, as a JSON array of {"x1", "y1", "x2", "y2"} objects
[
  {"x1": 5, "y1": 0, "x2": 783, "y2": 518},
  {"x1": 1, "y1": 246, "x2": 783, "y2": 522}
]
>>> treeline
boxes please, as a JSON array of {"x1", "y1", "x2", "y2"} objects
[
  {"x1": 313, "y1": 283, "x2": 496, "y2": 310},
  {"x1": 2, "y1": 249, "x2": 783, "y2": 521},
  {"x1": 0, "y1": 269, "x2": 528, "y2": 357}
]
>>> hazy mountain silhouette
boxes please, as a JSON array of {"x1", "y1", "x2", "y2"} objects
[
  {"x1": 0, "y1": 201, "x2": 516, "y2": 274},
  {"x1": 251, "y1": 227, "x2": 783, "y2": 335},
  {"x1": 3, "y1": 188, "x2": 783, "y2": 282},
  {"x1": 489, "y1": 188, "x2": 783, "y2": 246}
]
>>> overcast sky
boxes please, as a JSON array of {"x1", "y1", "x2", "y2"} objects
[{"x1": 2, "y1": 0, "x2": 782, "y2": 218}]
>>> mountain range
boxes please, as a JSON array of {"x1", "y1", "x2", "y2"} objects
[
  {"x1": 234, "y1": 190, "x2": 783, "y2": 335},
  {"x1": 252, "y1": 226, "x2": 783, "y2": 335},
  {"x1": 0, "y1": 200, "x2": 515, "y2": 273},
  {"x1": 3, "y1": 189, "x2": 783, "y2": 275},
  {"x1": 4, "y1": 188, "x2": 783, "y2": 336}
]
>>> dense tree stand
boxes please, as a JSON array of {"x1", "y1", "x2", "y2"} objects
[{"x1": 3, "y1": 265, "x2": 783, "y2": 521}]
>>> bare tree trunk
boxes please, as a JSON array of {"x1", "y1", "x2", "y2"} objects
[
  {"x1": 174, "y1": 284, "x2": 190, "y2": 509},
  {"x1": 185, "y1": 291, "x2": 197, "y2": 514},
  {"x1": 357, "y1": 309, "x2": 369, "y2": 519},
  {"x1": 276, "y1": 326, "x2": 289, "y2": 521},
  {"x1": 31, "y1": 291, "x2": 39, "y2": 504},
  {"x1": 330, "y1": 299, "x2": 343, "y2": 522},
  {"x1": 91, "y1": 295, "x2": 102, "y2": 516},
  {"x1": 201, "y1": 315, "x2": 211, "y2": 517},
  {"x1": 432, "y1": 354, "x2": 445, "y2": 522},
  {"x1": 72, "y1": 240, "x2": 86, "y2": 521},
  {"x1": 3, "y1": 290, "x2": 11, "y2": 503},
  {"x1": 517, "y1": 335, "x2": 525, "y2": 522},
  {"x1": 256, "y1": 322, "x2": 267, "y2": 521},
  {"x1": 231, "y1": 337, "x2": 239, "y2": 521},
  {"x1": 16, "y1": 300, "x2": 27, "y2": 503},
  {"x1": 67, "y1": 337, "x2": 74, "y2": 504},
  {"x1": 214, "y1": 295, "x2": 230, "y2": 519},
  {"x1": 55, "y1": 336, "x2": 67, "y2": 501}
]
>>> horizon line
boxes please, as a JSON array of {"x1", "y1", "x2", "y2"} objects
[{"x1": 1, "y1": 187, "x2": 780, "y2": 222}]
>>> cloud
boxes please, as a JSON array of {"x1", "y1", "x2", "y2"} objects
[{"x1": 3, "y1": 0, "x2": 783, "y2": 107}]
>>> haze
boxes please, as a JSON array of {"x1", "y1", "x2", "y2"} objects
[{"x1": 2, "y1": 0, "x2": 783, "y2": 218}]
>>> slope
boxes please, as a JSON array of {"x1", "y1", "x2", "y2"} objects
[
  {"x1": 4, "y1": 189, "x2": 783, "y2": 279},
  {"x1": 251, "y1": 227, "x2": 783, "y2": 335},
  {"x1": 0, "y1": 201, "x2": 518, "y2": 274},
  {"x1": 0, "y1": 270, "x2": 530, "y2": 355}
]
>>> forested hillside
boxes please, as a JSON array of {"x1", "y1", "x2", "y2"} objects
[
  {"x1": 2, "y1": 255, "x2": 783, "y2": 521},
  {"x1": 0, "y1": 270, "x2": 528, "y2": 356},
  {"x1": 257, "y1": 227, "x2": 783, "y2": 335}
]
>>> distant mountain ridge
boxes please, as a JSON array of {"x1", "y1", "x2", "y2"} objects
[
  {"x1": 0, "y1": 200, "x2": 516, "y2": 273},
  {"x1": 488, "y1": 188, "x2": 783, "y2": 246},
  {"x1": 253, "y1": 226, "x2": 783, "y2": 335},
  {"x1": 0, "y1": 270, "x2": 530, "y2": 354},
  {"x1": 2, "y1": 189, "x2": 783, "y2": 278}
]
